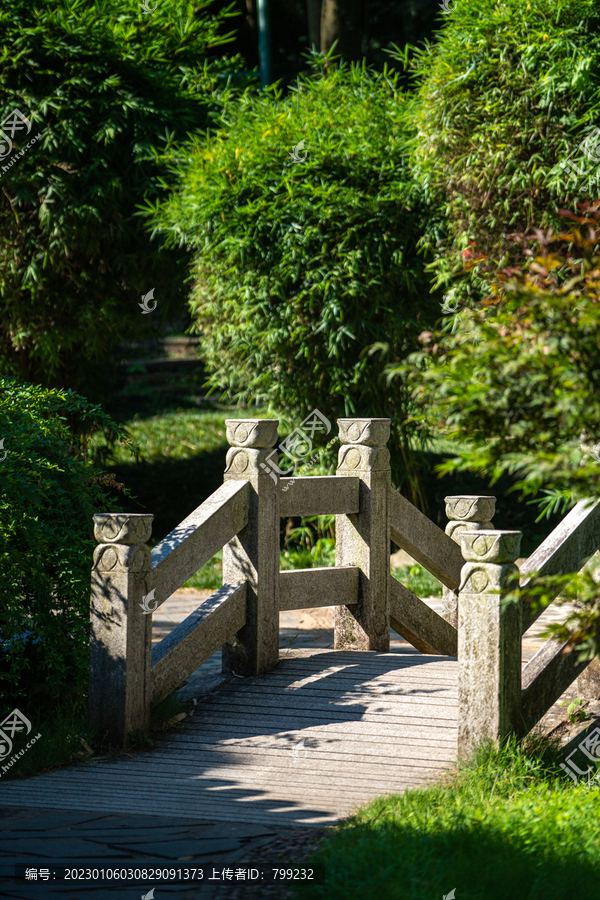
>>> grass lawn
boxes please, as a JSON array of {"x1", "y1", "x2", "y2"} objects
[
  {"x1": 95, "y1": 407, "x2": 258, "y2": 466},
  {"x1": 91, "y1": 405, "x2": 274, "y2": 540},
  {"x1": 392, "y1": 564, "x2": 442, "y2": 598},
  {"x1": 294, "y1": 740, "x2": 600, "y2": 900},
  {"x1": 92, "y1": 399, "x2": 564, "y2": 554}
]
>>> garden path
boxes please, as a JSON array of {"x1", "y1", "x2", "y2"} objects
[
  {"x1": 0, "y1": 587, "x2": 575, "y2": 830},
  {"x1": 0, "y1": 589, "x2": 580, "y2": 899},
  {"x1": 0, "y1": 639, "x2": 458, "y2": 826}
]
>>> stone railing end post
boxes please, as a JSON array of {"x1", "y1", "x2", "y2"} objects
[
  {"x1": 443, "y1": 495, "x2": 496, "y2": 629},
  {"x1": 89, "y1": 512, "x2": 154, "y2": 747},
  {"x1": 458, "y1": 528, "x2": 522, "y2": 754}
]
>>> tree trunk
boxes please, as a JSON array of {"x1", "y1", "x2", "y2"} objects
[
  {"x1": 320, "y1": 0, "x2": 365, "y2": 62},
  {"x1": 307, "y1": 0, "x2": 321, "y2": 51},
  {"x1": 245, "y1": 0, "x2": 257, "y2": 33}
]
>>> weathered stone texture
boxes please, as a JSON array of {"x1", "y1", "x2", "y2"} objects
[
  {"x1": 458, "y1": 529, "x2": 522, "y2": 754},
  {"x1": 222, "y1": 419, "x2": 280, "y2": 676},
  {"x1": 89, "y1": 513, "x2": 154, "y2": 747},
  {"x1": 334, "y1": 418, "x2": 391, "y2": 651},
  {"x1": 442, "y1": 496, "x2": 496, "y2": 630}
]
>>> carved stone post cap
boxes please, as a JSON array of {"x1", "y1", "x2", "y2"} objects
[
  {"x1": 93, "y1": 513, "x2": 153, "y2": 545},
  {"x1": 460, "y1": 529, "x2": 522, "y2": 564},
  {"x1": 337, "y1": 418, "x2": 391, "y2": 446},
  {"x1": 225, "y1": 419, "x2": 279, "y2": 448},
  {"x1": 445, "y1": 495, "x2": 496, "y2": 522}
]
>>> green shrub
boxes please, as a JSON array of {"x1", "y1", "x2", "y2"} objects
[
  {"x1": 407, "y1": 0, "x2": 600, "y2": 304},
  {"x1": 148, "y1": 58, "x2": 442, "y2": 494},
  {"x1": 182, "y1": 550, "x2": 223, "y2": 590},
  {"x1": 280, "y1": 516, "x2": 336, "y2": 570},
  {"x1": 0, "y1": 377, "x2": 132, "y2": 703},
  {"x1": 0, "y1": 0, "x2": 241, "y2": 401},
  {"x1": 391, "y1": 209, "x2": 600, "y2": 658},
  {"x1": 392, "y1": 563, "x2": 442, "y2": 598},
  {"x1": 396, "y1": 209, "x2": 600, "y2": 516},
  {"x1": 296, "y1": 740, "x2": 600, "y2": 900}
]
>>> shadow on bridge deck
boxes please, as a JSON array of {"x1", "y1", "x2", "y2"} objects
[{"x1": 0, "y1": 648, "x2": 458, "y2": 828}]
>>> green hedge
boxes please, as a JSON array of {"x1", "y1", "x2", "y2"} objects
[
  {"x1": 148, "y1": 58, "x2": 443, "y2": 491},
  {"x1": 0, "y1": 0, "x2": 241, "y2": 401},
  {"x1": 407, "y1": 0, "x2": 600, "y2": 305},
  {"x1": 0, "y1": 378, "x2": 131, "y2": 703}
]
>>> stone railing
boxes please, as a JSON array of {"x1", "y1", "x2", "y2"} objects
[
  {"x1": 458, "y1": 500, "x2": 600, "y2": 752},
  {"x1": 89, "y1": 417, "x2": 600, "y2": 752}
]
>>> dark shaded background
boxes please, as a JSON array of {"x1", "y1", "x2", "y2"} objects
[
  {"x1": 105, "y1": 365, "x2": 562, "y2": 556},
  {"x1": 209, "y1": 0, "x2": 443, "y2": 86}
]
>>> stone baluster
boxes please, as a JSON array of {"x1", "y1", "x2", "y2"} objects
[
  {"x1": 577, "y1": 551, "x2": 600, "y2": 699},
  {"x1": 222, "y1": 419, "x2": 280, "y2": 676},
  {"x1": 442, "y1": 495, "x2": 496, "y2": 629},
  {"x1": 89, "y1": 513, "x2": 154, "y2": 746},
  {"x1": 458, "y1": 529, "x2": 522, "y2": 753},
  {"x1": 334, "y1": 418, "x2": 391, "y2": 651}
]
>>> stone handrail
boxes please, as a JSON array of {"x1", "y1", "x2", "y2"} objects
[
  {"x1": 389, "y1": 489, "x2": 464, "y2": 591},
  {"x1": 88, "y1": 486, "x2": 251, "y2": 745},
  {"x1": 389, "y1": 577, "x2": 457, "y2": 657},
  {"x1": 457, "y1": 510, "x2": 600, "y2": 752},
  {"x1": 279, "y1": 566, "x2": 360, "y2": 611},
  {"x1": 279, "y1": 475, "x2": 360, "y2": 516},
  {"x1": 520, "y1": 636, "x2": 590, "y2": 737},
  {"x1": 151, "y1": 480, "x2": 250, "y2": 606},
  {"x1": 89, "y1": 415, "x2": 600, "y2": 754},
  {"x1": 151, "y1": 582, "x2": 247, "y2": 704},
  {"x1": 519, "y1": 499, "x2": 600, "y2": 633},
  {"x1": 89, "y1": 418, "x2": 373, "y2": 745}
]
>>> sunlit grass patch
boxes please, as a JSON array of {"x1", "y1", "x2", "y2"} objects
[
  {"x1": 294, "y1": 739, "x2": 600, "y2": 900},
  {"x1": 392, "y1": 563, "x2": 443, "y2": 598}
]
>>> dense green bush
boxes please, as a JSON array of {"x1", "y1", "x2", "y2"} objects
[
  {"x1": 0, "y1": 0, "x2": 241, "y2": 401},
  {"x1": 0, "y1": 378, "x2": 132, "y2": 703},
  {"x1": 379, "y1": 0, "x2": 600, "y2": 651},
  {"x1": 407, "y1": 0, "x2": 600, "y2": 305},
  {"x1": 148, "y1": 58, "x2": 443, "y2": 493},
  {"x1": 390, "y1": 209, "x2": 600, "y2": 655},
  {"x1": 396, "y1": 209, "x2": 600, "y2": 515}
]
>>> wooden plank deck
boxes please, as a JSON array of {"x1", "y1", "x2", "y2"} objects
[{"x1": 0, "y1": 648, "x2": 458, "y2": 827}]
